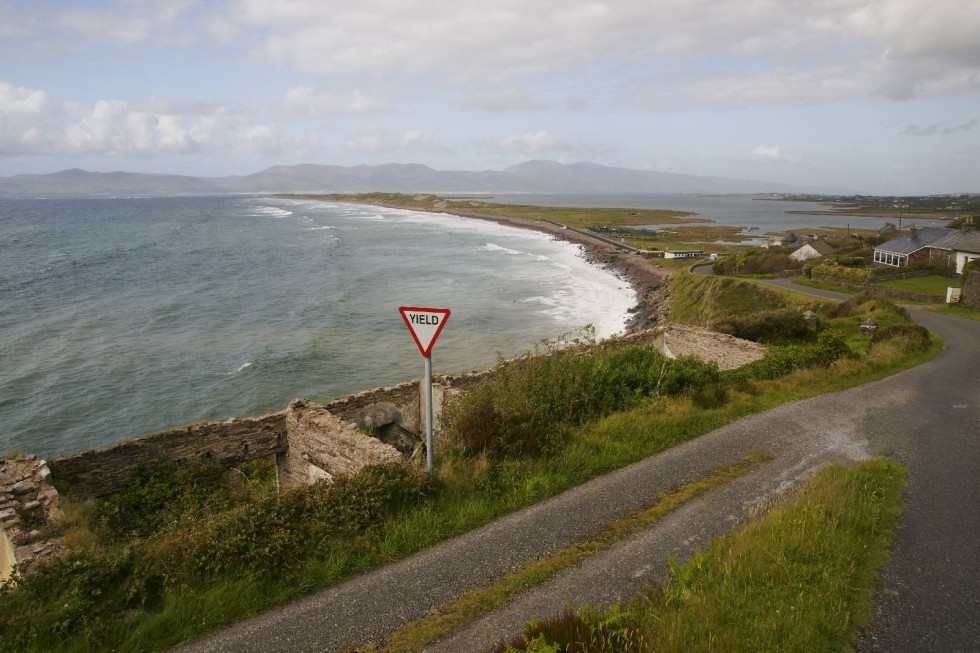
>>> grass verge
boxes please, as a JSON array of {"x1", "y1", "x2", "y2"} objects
[
  {"x1": 793, "y1": 277, "x2": 861, "y2": 294},
  {"x1": 358, "y1": 452, "x2": 770, "y2": 653},
  {"x1": 929, "y1": 303, "x2": 980, "y2": 321},
  {"x1": 498, "y1": 458, "x2": 907, "y2": 652},
  {"x1": 876, "y1": 275, "x2": 959, "y2": 297}
]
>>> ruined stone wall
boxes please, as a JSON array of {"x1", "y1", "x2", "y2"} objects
[
  {"x1": 1, "y1": 455, "x2": 63, "y2": 578},
  {"x1": 41, "y1": 325, "x2": 767, "y2": 499},
  {"x1": 277, "y1": 399, "x2": 402, "y2": 489},
  {"x1": 49, "y1": 411, "x2": 287, "y2": 497}
]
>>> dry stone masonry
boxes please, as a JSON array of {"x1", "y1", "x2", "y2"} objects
[{"x1": 0, "y1": 455, "x2": 64, "y2": 580}]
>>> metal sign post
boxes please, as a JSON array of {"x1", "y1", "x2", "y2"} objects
[{"x1": 398, "y1": 306, "x2": 451, "y2": 472}]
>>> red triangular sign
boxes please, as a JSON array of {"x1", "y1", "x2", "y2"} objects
[{"x1": 399, "y1": 306, "x2": 451, "y2": 358}]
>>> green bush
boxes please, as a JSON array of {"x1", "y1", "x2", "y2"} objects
[
  {"x1": 870, "y1": 325, "x2": 931, "y2": 351},
  {"x1": 442, "y1": 345, "x2": 719, "y2": 457},
  {"x1": 692, "y1": 384, "x2": 730, "y2": 410},
  {"x1": 724, "y1": 331, "x2": 850, "y2": 382},
  {"x1": 156, "y1": 463, "x2": 437, "y2": 580},
  {"x1": 713, "y1": 309, "x2": 810, "y2": 343}
]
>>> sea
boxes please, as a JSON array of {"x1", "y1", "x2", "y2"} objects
[
  {"x1": 1, "y1": 192, "x2": 917, "y2": 459},
  {"x1": 0, "y1": 195, "x2": 636, "y2": 458}
]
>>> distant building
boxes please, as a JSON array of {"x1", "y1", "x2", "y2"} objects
[
  {"x1": 873, "y1": 227, "x2": 953, "y2": 267},
  {"x1": 663, "y1": 249, "x2": 704, "y2": 260},
  {"x1": 790, "y1": 240, "x2": 835, "y2": 262},
  {"x1": 927, "y1": 231, "x2": 980, "y2": 273}
]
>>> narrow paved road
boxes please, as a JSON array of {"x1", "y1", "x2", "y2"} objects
[{"x1": 176, "y1": 301, "x2": 979, "y2": 652}]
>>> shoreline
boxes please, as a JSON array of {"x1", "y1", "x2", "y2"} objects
[{"x1": 307, "y1": 197, "x2": 675, "y2": 334}]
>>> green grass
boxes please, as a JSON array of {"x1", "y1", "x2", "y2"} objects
[
  {"x1": 363, "y1": 453, "x2": 771, "y2": 653},
  {"x1": 876, "y1": 275, "x2": 959, "y2": 297},
  {"x1": 668, "y1": 271, "x2": 816, "y2": 326},
  {"x1": 793, "y1": 277, "x2": 861, "y2": 294},
  {"x1": 0, "y1": 284, "x2": 941, "y2": 653},
  {"x1": 930, "y1": 303, "x2": 980, "y2": 321},
  {"x1": 498, "y1": 458, "x2": 907, "y2": 653},
  {"x1": 276, "y1": 193, "x2": 703, "y2": 229}
]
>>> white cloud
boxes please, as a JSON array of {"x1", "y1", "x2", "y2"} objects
[
  {"x1": 750, "y1": 145, "x2": 801, "y2": 163},
  {"x1": 281, "y1": 86, "x2": 390, "y2": 119},
  {"x1": 222, "y1": 0, "x2": 980, "y2": 104},
  {"x1": 454, "y1": 89, "x2": 548, "y2": 112},
  {"x1": 57, "y1": 0, "x2": 197, "y2": 45},
  {"x1": 342, "y1": 125, "x2": 446, "y2": 154},
  {"x1": 0, "y1": 82, "x2": 316, "y2": 158},
  {"x1": 498, "y1": 130, "x2": 561, "y2": 156}
]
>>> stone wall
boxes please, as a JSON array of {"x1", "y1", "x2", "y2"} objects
[
  {"x1": 277, "y1": 399, "x2": 402, "y2": 489},
  {"x1": 320, "y1": 380, "x2": 422, "y2": 453},
  {"x1": 49, "y1": 411, "x2": 287, "y2": 497},
  {"x1": 1, "y1": 455, "x2": 64, "y2": 579},
  {"x1": 962, "y1": 271, "x2": 980, "y2": 307},
  {"x1": 41, "y1": 324, "x2": 769, "y2": 500}
]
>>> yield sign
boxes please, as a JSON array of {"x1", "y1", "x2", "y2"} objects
[{"x1": 399, "y1": 306, "x2": 451, "y2": 358}]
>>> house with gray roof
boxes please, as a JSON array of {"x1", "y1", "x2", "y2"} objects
[
  {"x1": 927, "y1": 230, "x2": 980, "y2": 273},
  {"x1": 872, "y1": 227, "x2": 953, "y2": 268}
]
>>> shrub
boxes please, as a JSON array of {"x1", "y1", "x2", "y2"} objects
[
  {"x1": 713, "y1": 308, "x2": 810, "y2": 343},
  {"x1": 724, "y1": 331, "x2": 850, "y2": 382},
  {"x1": 97, "y1": 461, "x2": 240, "y2": 539},
  {"x1": 155, "y1": 463, "x2": 437, "y2": 580},
  {"x1": 692, "y1": 384, "x2": 730, "y2": 410},
  {"x1": 870, "y1": 325, "x2": 931, "y2": 352},
  {"x1": 442, "y1": 344, "x2": 719, "y2": 458}
]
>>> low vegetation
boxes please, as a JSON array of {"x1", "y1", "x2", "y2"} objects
[
  {"x1": 0, "y1": 277, "x2": 938, "y2": 653},
  {"x1": 277, "y1": 193, "x2": 702, "y2": 228},
  {"x1": 495, "y1": 458, "x2": 907, "y2": 653},
  {"x1": 877, "y1": 275, "x2": 960, "y2": 297}
]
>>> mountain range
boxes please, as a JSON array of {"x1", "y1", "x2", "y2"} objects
[{"x1": 0, "y1": 160, "x2": 844, "y2": 197}]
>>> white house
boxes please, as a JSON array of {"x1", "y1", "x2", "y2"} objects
[{"x1": 928, "y1": 231, "x2": 980, "y2": 273}]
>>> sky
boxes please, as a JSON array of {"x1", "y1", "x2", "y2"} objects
[{"x1": 1, "y1": 0, "x2": 978, "y2": 195}]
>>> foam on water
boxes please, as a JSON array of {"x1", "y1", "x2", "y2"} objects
[{"x1": 0, "y1": 195, "x2": 637, "y2": 457}]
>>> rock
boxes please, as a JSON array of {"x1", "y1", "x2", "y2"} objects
[
  {"x1": 21, "y1": 500, "x2": 42, "y2": 514},
  {"x1": 11, "y1": 480, "x2": 37, "y2": 495},
  {"x1": 13, "y1": 545, "x2": 33, "y2": 564},
  {"x1": 0, "y1": 507, "x2": 16, "y2": 522}
]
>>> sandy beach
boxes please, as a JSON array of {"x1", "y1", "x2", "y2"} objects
[{"x1": 335, "y1": 199, "x2": 676, "y2": 333}]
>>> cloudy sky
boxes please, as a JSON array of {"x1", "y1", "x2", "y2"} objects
[{"x1": 1, "y1": 0, "x2": 978, "y2": 194}]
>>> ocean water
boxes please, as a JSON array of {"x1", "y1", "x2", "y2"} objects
[{"x1": 0, "y1": 196, "x2": 634, "y2": 458}]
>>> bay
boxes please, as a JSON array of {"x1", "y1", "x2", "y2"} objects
[{"x1": 0, "y1": 196, "x2": 634, "y2": 457}]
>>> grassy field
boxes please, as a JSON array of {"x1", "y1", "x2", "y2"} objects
[
  {"x1": 0, "y1": 279, "x2": 940, "y2": 653},
  {"x1": 277, "y1": 193, "x2": 704, "y2": 228},
  {"x1": 877, "y1": 275, "x2": 960, "y2": 297},
  {"x1": 497, "y1": 458, "x2": 906, "y2": 653}
]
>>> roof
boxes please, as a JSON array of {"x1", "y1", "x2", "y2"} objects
[
  {"x1": 874, "y1": 227, "x2": 954, "y2": 255},
  {"x1": 800, "y1": 240, "x2": 836, "y2": 255},
  {"x1": 929, "y1": 230, "x2": 980, "y2": 255}
]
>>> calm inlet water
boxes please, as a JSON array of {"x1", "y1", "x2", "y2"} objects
[{"x1": 0, "y1": 196, "x2": 635, "y2": 457}]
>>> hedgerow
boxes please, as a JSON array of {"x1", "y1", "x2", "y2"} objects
[{"x1": 441, "y1": 344, "x2": 719, "y2": 457}]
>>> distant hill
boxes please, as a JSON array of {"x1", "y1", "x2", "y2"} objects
[
  {"x1": 0, "y1": 161, "x2": 843, "y2": 197},
  {"x1": 0, "y1": 168, "x2": 222, "y2": 196}
]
